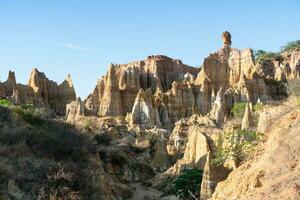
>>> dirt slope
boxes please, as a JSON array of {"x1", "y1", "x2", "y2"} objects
[{"x1": 211, "y1": 100, "x2": 300, "y2": 200}]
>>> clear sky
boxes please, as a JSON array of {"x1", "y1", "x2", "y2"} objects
[{"x1": 0, "y1": 0, "x2": 299, "y2": 98}]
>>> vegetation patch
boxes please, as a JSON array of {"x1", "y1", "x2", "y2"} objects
[
  {"x1": 0, "y1": 106, "x2": 111, "y2": 199},
  {"x1": 173, "y1": 168, "x2": 203, "y2": 199},
  {"x1": 213, "y1": 129, "x2": 263, "y2": 166},
  {"x1": 231, "y1": 102, "x2": 246, "y2": 118},
  {"x1": 0, "y1": 99, "x2": 13, "y2": 106},
  {"x1": 281, "y1": 40, "x2": 300, "y2": 52},
  {"x1": 254, "y1": 50, "x2": 281, "y2": 63}
]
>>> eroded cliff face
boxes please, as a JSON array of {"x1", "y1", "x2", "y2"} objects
[
  {"x1": 68, "y1": 31, "x2": 294, "y2": 130},
  {"x1": 211, "y1": 99, "x2": 300, "y2": 200},
  {"x1": 76, "y1": 55, "x2": 200, "y2": 128},
  {"x1": 0, "y1": 68, "x2": 76, "y2": 115}
]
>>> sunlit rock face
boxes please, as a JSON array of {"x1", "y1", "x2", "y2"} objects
[
  {"x1": 66, "y1": 97, "x2": 85, "y2": 123},
  {"x1": 68, "y1": 31, "x2": 294, "y2": 128},
  {"x1": 130, "y1": 89, "x2": 161, "y2": 128},
  {"x1": 194, "y1": 32, "x2": 270, "y2": 118},
  {"x1": 81, "y1": 55, "x2": 200, "y2": 128},
  {"x1": 0, "y1": 69, "x2": 76, "y2": 115}
]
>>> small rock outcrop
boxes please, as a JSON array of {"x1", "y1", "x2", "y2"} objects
[{"x1": 66, "y1": 97, "x2": 85, "y2": 123}]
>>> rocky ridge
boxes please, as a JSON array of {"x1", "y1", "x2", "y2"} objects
[{"x1": 0, "y1": 68, "x2": 76, "y2": 114}]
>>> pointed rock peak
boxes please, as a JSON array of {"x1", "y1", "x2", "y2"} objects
[
  {"x1": 64, "y1": 74, "x2": 74, "y2": 87},
  {"x1": 222, "y1": 31, "x2": 232, "y2": 49},
  {"x1": 29, "y1": 68, "x2": 46, "y2": 79},
  {"x1": 184, "y1": 72, "x2": 195, "y2": 83},
  {"x1": 7, "y1": 71, "x2": 16, "y2": 84},
  {"x1": 172, "y1": 81, "x2": 178, "y2": 88},
  {"x1": 154, "y1": 87, "x2": 163, "y2": 96},
  {"x1": 76, "y1": 97, "x2": 82, "y2": 102},
  {"x1": 32, "y1": 68, "x2": 39, "y2": 73},
  {"x1": 108, "y1": 63, "x2": 115, "y2": 69},
  {"x1": 211, "y1": 88, "x2": 216, "y2": 98},
  {"x1": 242, "y1": 102, "x2": 253, "y2": 130},
  {"x1": 136, "y1": 89, "x2": 145, "y2": 99}
]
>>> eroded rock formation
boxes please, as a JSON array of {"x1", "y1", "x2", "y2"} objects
[
  {"x1": 211, "y1": 100, "x2": 300, "y2": 200},
  {"x1": 77, "y1": 55, "x2": 200, "y2": 128},
  {"x1": 0, "y1": 68, "x2": 76, "y2": 115},
  {"x1": 200, "y1": 152, "x2": 231, "y2": 200}
]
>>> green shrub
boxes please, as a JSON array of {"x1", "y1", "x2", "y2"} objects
[
  {"x1": 253, "y1": 103, "x2": 264, "y2": 113},
  {"x1": 26, "y1": 121, "x2": 90, "y2": 163},
  {"x1": 173, "y1": 168, "x2": 203, "y2": 199},
  {"x1": 14, "y1": 106, "x2": 44, "y2": 126},
  {"x1": 281, "y1": 40, "x2": 300, "y2": 52},
  {"x1": 0, "y1": 99, "x2": 13, "y2": 106},
  {"x1": 254, "y1": 50, "x2": 281, "y2": 63},
  {"x1": 83, "y1": 118, "x2": 93, "y2": 132},
  {"x1": 110, "y1": 151, "x2": 127, "y2": 166},
  {"x1": 0, "y1": 106, "x2": 11, "y2": 121},
  {"x1": 94, "y1": 133, "x2": 112, "y2": 146},
  {"x1": 213, "y1": 130, "x2": 263, "y2": 166},
  {"x1": 231, "y1": 102, "x2": 246, "y2": 118}
]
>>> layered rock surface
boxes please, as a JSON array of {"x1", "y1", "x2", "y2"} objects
[
  {"x1": 69, "y1": 31, "x2": 291, "y2": 129},
  {"x1": 79, "y1": 55, "x2": 200, "y2": 128},
  {"x1": 0, "y1": 68, "x2": 76, "y2": 114}
]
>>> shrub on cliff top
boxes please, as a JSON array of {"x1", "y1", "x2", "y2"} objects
[
  {"x1": 281, "y1": 40, "x2": 300, "y2": 52},
  {"x1": 254, "y1": 50, "x2": 281, "y2": 63}
]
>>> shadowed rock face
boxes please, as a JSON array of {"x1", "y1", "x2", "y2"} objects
[{"x1": 0, "y1": 68, "x2": 76, "y2": 115}]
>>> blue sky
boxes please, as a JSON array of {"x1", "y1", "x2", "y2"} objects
[{"x1": 0, "y1": 0, "x2": 299, "y2": 98}]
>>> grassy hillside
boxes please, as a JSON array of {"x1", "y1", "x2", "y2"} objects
[{"x1": 0, "y1": 101, "x2": 113, "y2": 200}]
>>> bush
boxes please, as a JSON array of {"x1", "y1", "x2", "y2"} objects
[
  {"x1": 281, "y1": 40, "x2": 300, "y2": 52},
  {"x1": 110, "y1": 151, "x2": 127, "y2": 166},
  {"x1": 94, "y1": 133, "x2": 112, "y2": 146},
  {"x1": 231, "y1": 102, "x2": 246, "y2": 118},
  {"x1": 0, "y1": 99, "x2": 13, "y2": 106},
  {"x1": 14, "y1": 106, "x2": 44, "y2": 126},
  {"x1": 254, "y1": 50, "x2": 281, "y2": 63},
  {"x1": 0, "y1": 106, "x2": 11, "y2": 121},
  {"x1": 253, "y1": 103, "x2": 264, "y2": 113},
  {"x1": 26, "y1": 121, "x2": 90, "y2": 163},
  {"x1": 173, "y1": 168, "x2": 203, "y2": 199},
  {"x1": 213, "y1": 130, "x2": 263, "y2": 166}
]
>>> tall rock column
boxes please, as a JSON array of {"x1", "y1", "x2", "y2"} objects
[
  {"x1": 241, "y1": 102, "x2": 253, "y2": 130},
  {"x1": 99, "y1": 64, "x2": 122, "y2": 116},
  {"x1": 200, "y1": 151, "x2": 231, "y2": 200},
  {"x1": 210, "y1": 87, "x2": 225, "y2": 126}
]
